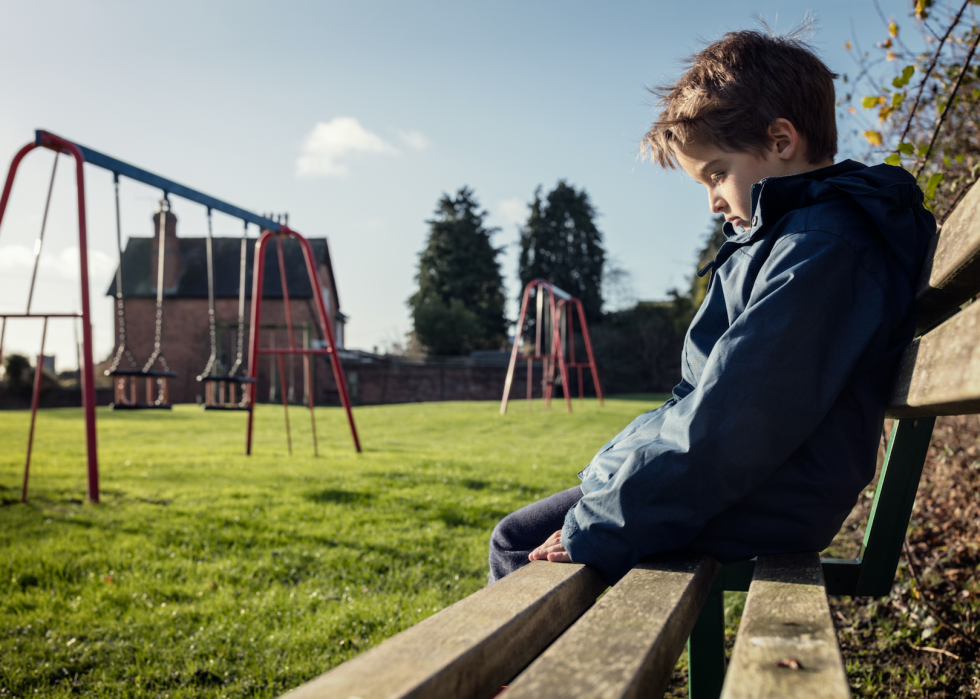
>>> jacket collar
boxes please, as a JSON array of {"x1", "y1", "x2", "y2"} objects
[{"x1": 724, "y1": 160, "x2": 868, "y2": 244}]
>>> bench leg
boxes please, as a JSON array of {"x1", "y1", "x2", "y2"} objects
[{"x1": 688, "y1": 590, "x2": 725, "y2": 699}]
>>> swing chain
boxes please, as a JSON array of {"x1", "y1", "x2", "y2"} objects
[
  {"x1": 197, "y1": 207, "x2": 223, "y2": 379},
  {"x1": 227, "y1": 220, "x2": 249, "y2": 379},
  {"x1": 142, "y1": 198, "x2": 172, "y2": 395},
  {"x1": 108, "y1": 173, "x2": 138, "y2": 373}
]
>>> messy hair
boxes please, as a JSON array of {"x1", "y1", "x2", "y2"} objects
[{"x1": 644, "y1": 25, "x2": 839, "y2": 168}]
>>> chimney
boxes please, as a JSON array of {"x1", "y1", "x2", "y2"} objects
[{"x1": 149, "y1": 209, "x2": 181, "y2": 293}]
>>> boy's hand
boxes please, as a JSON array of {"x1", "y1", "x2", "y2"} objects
[{"x1": 528, "y1": 530, "x2": 571, "y2": 563}]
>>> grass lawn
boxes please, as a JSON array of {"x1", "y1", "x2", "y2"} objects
[{"x1": 0, "y1": 396, "x2": 668, "y2": 698}]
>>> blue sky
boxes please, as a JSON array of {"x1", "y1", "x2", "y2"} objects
[{"x1": 0, "y1": 0, "x2": 908, "y2": 367}]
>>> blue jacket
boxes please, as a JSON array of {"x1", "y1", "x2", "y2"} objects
[{"x1": 562, "y1": 160, "x2": 936, "y2": 582}]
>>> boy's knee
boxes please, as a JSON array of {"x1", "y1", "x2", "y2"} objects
[{"x1": 489, "y1": 516, "x2": 516, "y2": 554}]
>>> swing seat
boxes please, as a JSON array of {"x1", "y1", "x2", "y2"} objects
[
  {"x1": 198, "y1": 375, "x2": 257, "y2": 383},
  {"x1": 106, "y1": 368, "x2": 177, "y2": 410},
  {"x1": 107, "y1": 369, "x2": 178, "y2": 377},
  {"x1": 197, "y1": 374, "x2": 256, "y2": 411}
]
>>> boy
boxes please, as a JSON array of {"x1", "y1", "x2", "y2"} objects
[{"x1": 488, "y1": 29, "x2": 936, "y2": 584}]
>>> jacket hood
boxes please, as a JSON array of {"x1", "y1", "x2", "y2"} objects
[{"x1": 741, "y1": 160, "x2": 937, "y2": 286}]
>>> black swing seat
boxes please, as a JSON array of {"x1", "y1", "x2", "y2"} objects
[
  {"x1": 197, "y1": 374, "x2": 256, "y2": 412},
  {"x1": 106, "y1": 368, "x2": 178, "y2": 410},
  {"x1": 106, "y1": 368, "x2": 178, "y2": 378},
  {"x1": 110, "y1": 402, "x2": 174, "y2": 410},
  {"x1": 196, "y1": 375, "x2": 257, "y2": 384}
]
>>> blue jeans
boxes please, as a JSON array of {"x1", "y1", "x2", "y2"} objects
[{"x1": 487, "y1": 486, "x2": 584, "y2": 584}]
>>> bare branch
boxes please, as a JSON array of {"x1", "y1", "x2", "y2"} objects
[
  {"x1": 914, "y1": 27, "x2": 980, "y2": 178},
  {"x1": 873, "y1": 0, "x2": 915, "y2": 56},
  {"x1": 899, "y1": 0, "x2": 974, "y2": 146}
]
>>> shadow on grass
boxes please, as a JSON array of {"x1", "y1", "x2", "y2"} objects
[{"x1": 306, "y1": 489, "x2": 374, "y2": 505}]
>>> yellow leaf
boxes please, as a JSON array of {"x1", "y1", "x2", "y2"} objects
[
  {"x1": 881, "y1": 38, "x2": 893, "y2": 49},
  {"x1": 915, "y1": 0, "x2": 927, "y2": 19},
  {"x1": 863, "y1": 130, "x2": 883, "y2": 146},
  {"x1": 844, "y1": 41, "x2": 852, "y2": 51},
  {"x1": 862, "y1": 95, "x2": 886, "y2": 109},
  {"x1": 879, "y1": 105, "x2": 894, "y2": 120},
  {"x1": 848, "y1": 107, "x2": 857, "y2": 114},
  {"x1": 886, "y1": 51, "x2": 898, "y2": 61},
  {"x1": 889, "y1": 21, "x2": 899, "y2": 37}
]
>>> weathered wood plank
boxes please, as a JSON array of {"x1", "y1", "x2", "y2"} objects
[
  {"x1": 281, "y1": 560, "x2": 605, "y2": 699},
  {"x1": 888, "y1": 295, "x2": 980, "y2": 417},
  {"x1": 915, "y1": 182, "x2": 980, "y2": 333},
  {"x1": 503, "y1": 555, "x2": 720, "y2": 699},
  {"x1": 721, "y1": 553, "x2": 850, "y2": 699}
]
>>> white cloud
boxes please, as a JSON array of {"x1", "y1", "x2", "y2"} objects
[
  {"x1": 496, "y1": 198, "x2": 528, "y2": 228},
  {"x1": 396, "y1": 129, "x2": 432, "y2": 151},
  {"x1": 295, "y1": 117, "x2": 399, "y2": 178}
]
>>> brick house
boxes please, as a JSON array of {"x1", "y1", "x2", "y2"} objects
[{"x1": 107, "y1": 211, "x2": 347, "y2": 405}]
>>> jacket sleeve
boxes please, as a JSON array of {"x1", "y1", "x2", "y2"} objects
[{"x1": 561, "y1": 229, "x2": 890, "y2": 580}]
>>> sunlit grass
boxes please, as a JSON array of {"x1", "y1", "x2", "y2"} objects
[{"x1": 0, "y1": 396, "x2": 666, "y2": 698}]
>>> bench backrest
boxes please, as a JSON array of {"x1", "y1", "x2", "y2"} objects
[{"x1": 815, "y1": 183, "x2": 980, "y2": 597}]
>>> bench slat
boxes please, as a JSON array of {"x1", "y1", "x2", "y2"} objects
[
  {"x1": 282, "y1": 560, "x2": 605, "y2": 699},
  {"x1": 503, "y1": 555, "x2": 719, "y2": 699},
  {"x1": 914, "y1": 182, "x2": 980, "y2": 333},
  {"x1": 721, "y1": 553, "x2": 850, "y2": 699},
  {"x1": 888, "y1": 294, "x2": 980, "y2": 417}
]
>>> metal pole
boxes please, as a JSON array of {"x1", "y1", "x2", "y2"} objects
[
  {"x1": 245, "y1": 231, "x2": 271, "y2": 455},
  {"x1": 292, "y1": 230, "x2": 361, "y2": 452},
  {"x1": 275, "y1": 234, "x2": 297, "y2": 350},
  {"x1": 278, "y1": 353, "x2": 292, "y2": 456},
  {"x1": 26, "y1": 153, "x2": 58, "y2": 314},
  {"x1": 59, "y1": 137, "x2": 100, "y2": 503},
  {"x1": 22, "y1": 317, "x2": 48, "y2": 502},
  {"x1": 548, "y1": 284, "x2": 572, "y2": 413},
  {"x1": 304, "y1": 326, "x2": 318, "y2": 456},
  {"x1": 500, "y1": 281, "x2": 533, "y2": 415},
  {"x1": 575, "y1": 299, "x2": 604, "y2": 405}
]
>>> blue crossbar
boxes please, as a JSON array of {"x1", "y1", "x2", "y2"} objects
[{"x1": 36, "y1": 130, "x2": 281, "y2": 231}]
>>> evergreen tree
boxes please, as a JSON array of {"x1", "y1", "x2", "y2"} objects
[
  {"x1": 518, "y1": 181, "x2": 605, "y2": 323},
  {"x1": 409, "y1": 187, "x2": 507, "y2": 356}
]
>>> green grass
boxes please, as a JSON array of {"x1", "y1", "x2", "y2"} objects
[{"x1": 0, "y1": 396, "x2": 668, "y2": 698}]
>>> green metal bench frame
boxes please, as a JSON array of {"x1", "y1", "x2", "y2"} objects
[{"x1": 688, "y1": 416, "x2": 935, "y2": 697}]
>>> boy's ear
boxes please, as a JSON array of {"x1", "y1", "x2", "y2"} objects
[{"x1": 768, "y1": 118, "x2": 800, "y2": 161}]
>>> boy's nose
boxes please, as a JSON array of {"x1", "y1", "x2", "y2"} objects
[{"x1": 709, "y1": 192, "x2": 726, "y2": 214}]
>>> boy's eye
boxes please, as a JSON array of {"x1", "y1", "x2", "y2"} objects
[{"x1": 710, "y1": 172, "x2": 725, "y2": 184}]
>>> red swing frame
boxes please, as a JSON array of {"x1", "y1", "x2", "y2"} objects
[
  {"x1": 244, "y1": 228, "x2": 361, "y2": 454},
  {"x1": 500, "y1": 279, "x2": 604, "y2": 414},
  {"x1": 0, "y1": 133, "x2": 100, "y2": 503}
]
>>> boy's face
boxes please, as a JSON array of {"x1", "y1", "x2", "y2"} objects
[
  {"x1": 673, "y1": 140, "x2": 781, "y2": 229},
  {"x1": 671, "y1": 119, "x2": 828, "y2": 229}
]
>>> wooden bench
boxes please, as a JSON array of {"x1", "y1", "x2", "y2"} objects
[{"x1": 280, "y1": 182, "x2": 979, "y2": 699}]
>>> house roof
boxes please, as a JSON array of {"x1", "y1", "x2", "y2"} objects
[{"x1": 106, "y1": 236, "x2": 342, "y2": 311}]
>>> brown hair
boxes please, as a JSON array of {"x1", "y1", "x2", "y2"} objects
[{"x1": 644, "y1": 28, "x2": 839, "y2": 168}]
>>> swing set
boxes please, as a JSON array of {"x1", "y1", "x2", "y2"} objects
[
  {"x1": 0, "y1": 130, "x2": 361, "y2": 503},
  {"x1": 500, "y1": 279, "x2": 604, "y2": 414}
]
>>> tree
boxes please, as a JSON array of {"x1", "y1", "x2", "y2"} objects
[
  {"x1": 518, "y1": 181, "x2": 605, "y2": 323},
  {"x1": 409, "y1": 187, "x2": 507, "y2": 356},
  {"x1": 841, "y1": 0, "x2": 979, "y2": 223}
]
